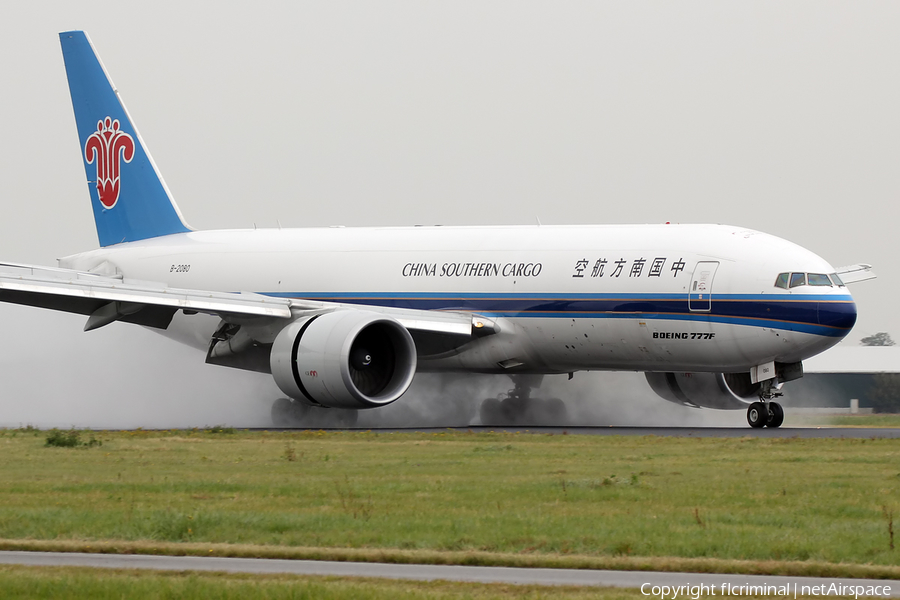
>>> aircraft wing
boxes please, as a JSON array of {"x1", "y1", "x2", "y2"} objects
[
  {"x1": 0, "y1": 262, "x2": 476, "y2": 344},
  {"x1": 0, "y1": 262, "x2": 292, "y2": 330}
]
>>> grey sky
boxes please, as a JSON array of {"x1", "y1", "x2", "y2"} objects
[{"x1": 0, "y1": 2, "x2": 896, "y2": 426}]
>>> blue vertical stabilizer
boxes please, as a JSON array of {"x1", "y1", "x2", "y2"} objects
[{"x1": 60, "y1": 31, "x2": 191, "y2": 247}]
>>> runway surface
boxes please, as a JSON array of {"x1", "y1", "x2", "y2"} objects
[
  {"x1": 265, "y1": 426, "x2": 900, "y2": 438},
  {"x1": 0, "y1": 551, "x2": 896, "y2": 594}
]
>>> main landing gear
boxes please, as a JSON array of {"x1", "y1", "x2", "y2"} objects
[
  {"x1": 271, "y1": 397, "x2": 358, "y2": 429},
  {"x1": 479, "y1": 375, "x2": 568, "y2": 426},
  {"x1": 746, "y1": 380, "x2": 784, "y2": 429}
]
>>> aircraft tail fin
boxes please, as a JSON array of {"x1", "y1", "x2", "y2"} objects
[{"x1": 59, "y1": 31, "x2": 191, "y2": 247}]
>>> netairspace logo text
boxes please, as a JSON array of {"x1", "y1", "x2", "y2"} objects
[{"x1": 641, "y1": 582, "x2": 893, "y2": 600}]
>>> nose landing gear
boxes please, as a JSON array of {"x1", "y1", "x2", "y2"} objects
[{"x1": 747, "y1": 379, "x2": 784, "y2": 428}]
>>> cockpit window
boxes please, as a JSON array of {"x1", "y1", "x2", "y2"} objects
[
  {"x1": 775, "y1": 271, "x2": 842, "y2": 289},
  {"x1": 789, "y1": 272, "x2": 806, "y2": 288}
]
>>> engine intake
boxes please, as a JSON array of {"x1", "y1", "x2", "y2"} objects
[
  {"x1": 271, "y1": 310, "x2": 417, "y2": 409},
  {"x1": 645, "y1": 372, "x2": 760, "y2": 409}
]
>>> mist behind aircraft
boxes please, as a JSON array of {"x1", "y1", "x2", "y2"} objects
[{"x1": 0, "y1": 304, "x2": 744, "y2": 430}]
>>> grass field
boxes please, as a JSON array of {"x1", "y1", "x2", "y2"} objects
[
  {"x1": 821, "y1": 415, "x2": 900, "y2": 428},
  {"x1": 0, "y1": 565, "x2": 633, "y2": 600},
  {"x1": 785, "y1": 414, "x2": 900, "y2": 428},
  {"x1": 0, "y1": 565, "x2": 876, "y2": 600},
  {"x1": 0, "y1": 428, "x2": 897, "y2": 579}
]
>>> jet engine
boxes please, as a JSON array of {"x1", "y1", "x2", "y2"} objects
[
  {"x1": 644, "y1": 372, "x2": 760, "y2": 409},
  {"x1": 270, "y1": 310, "x2": 417, "y2": 409}
]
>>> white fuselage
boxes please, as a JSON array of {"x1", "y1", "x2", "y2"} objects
[{"x1": 59, "y1": 223, "x2": 856, "y2": 375}]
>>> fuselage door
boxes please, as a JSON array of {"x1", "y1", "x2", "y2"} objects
[{"x1": 688, "y1": 261, "x2": 719, "y2": 312}]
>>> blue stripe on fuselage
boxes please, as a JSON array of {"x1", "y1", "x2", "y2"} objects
[{"x1": 262, "y1": 292, "x2": 856, "y2": 338}]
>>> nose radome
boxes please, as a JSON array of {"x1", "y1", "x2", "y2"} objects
[{"x1": 817, "y1": 297, "x2": 858, "y2": 335}]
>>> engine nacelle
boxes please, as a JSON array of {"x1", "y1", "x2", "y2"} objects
[
  {"x1": 270, "y1": 310, "x2": 417, "y2": 409},
  {"x1": 645, "y1": 372, "x2": 760, "y2": 410}
]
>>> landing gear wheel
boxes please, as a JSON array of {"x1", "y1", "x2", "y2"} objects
[
  {"x1": 499, "y1": 398, "x2": 523, "y2": 425},
  {"x1": 524, "y1": 398, "x2": 568, "y2": 425},
  {"x1": 767, "y1": 401, "x2": 784, "y2": 428},
  {"x1": 747, "y1": 402, "x2": 768, "y2": 428},
  {"x1": 479, "y1": 374, "x2": 574, "y2": 427},
  {"x1": 543, "y1": 398, "x2": 567, "y2": 424},
  {"x1": 479, "y1": 398, "x2": 503, "y2": 426}
]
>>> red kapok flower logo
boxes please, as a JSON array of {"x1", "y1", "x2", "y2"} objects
[{"x1": 84, "y1": 117, "x2": 135, "y2": 209}]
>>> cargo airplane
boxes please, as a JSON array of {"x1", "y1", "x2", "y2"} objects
[{"x1": 0, "y1": 31, "x2": 874, "y2": 428}]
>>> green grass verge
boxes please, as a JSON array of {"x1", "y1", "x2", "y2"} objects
[
  {"x1": 0, "y1": 538, "x2": 897, "y2": 580},
  {"x1": 783, "y1": 414, "x2": 900, "y2": 428},
  {"x1": 822, "y1": 415, "x2": 900, "y2": 428},
  {"x1": 0, "y1": 565, "x2": 873, "y2": 599},
  {"x1": 0, "y1": 428, "x2": 897, "y2": 578},
  {"x1": 0, "y1": 565, "x2": 631, "y2": 600}
]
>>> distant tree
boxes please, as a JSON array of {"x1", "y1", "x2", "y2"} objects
[
  {"x1": 860, "y1": 332, "x2": 896, "y2": 347},
  {"x1": 870, "y1": 374, "x2": 900, "y2": 413}
]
